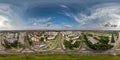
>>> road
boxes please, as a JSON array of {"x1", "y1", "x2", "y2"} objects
[
  {"x1": 60, "y1": 32, "x2": 83, "y2": 53},
  {"x1": 112, "y1": 32, "x2": 120, "y2": 50},
  {"x1": 39, "y1": 32, "x2": 63, "y2": 53}
]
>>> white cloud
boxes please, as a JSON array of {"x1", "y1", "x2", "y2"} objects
[
  {"x1": 60, "y1": 5, "x2": 68, "y2": 8},
  {"x1": 27, "y1": 17, "x2": 59, "y2": 29},
  {"x1": 33, "y1": 17, "x2": 51, "y2": 23},
  {"x1": 63, "y1": 25, "x2": 72, "y2": 28},
  {"x1": 64, "y1": 3, "x2": 120, "y2": 30},
  {"x1": 0, "y1": 3, "x2": 24, "y2": 30},
  {"x1": 30, "y1": 17, "x2": 52, "y2": 26},
  {"x1": 26, "y1": 17, "x2": 73, "y2": 30},
  {"x1": 0, "y1": 16, "x2": 13, "y2": 29},
  {"x1": 24, "y1": 23, "x2": 64, "y2": 30},
  {"x1": 0, "y1": 4, "x2": 14, "y2": 30}
]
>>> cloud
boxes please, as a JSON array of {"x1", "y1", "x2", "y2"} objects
[
  {"x1": 60, "y1": 5, "x2": 68, "y2": 8},
  {"x1": 24, "y1": 23, "x2": 65, "y2": 30},
  {"x1": 27, "y1": 17, "x2": 57, "y2": 29},
  {"x1": 29, "y1": 17, "x2": 51, "y2": 26},
  {"x1": 26, "y1": 17, "x2": 73, "y2": 30},
  {"x1": 64, "y1": 3, "x2": 120, "y2": 30},
  {"x1": 63, "y1": 24, "x2": 72, "y2": 29},
  {"x1": 0, "y1": 3, "x2": 14, "y2": 30},
  {"x1": 0, "y1": 16, "x2": 13, "y2": 29},
  {"x1": 0, "y1": 3, "x2": 24, "y2": 30}
]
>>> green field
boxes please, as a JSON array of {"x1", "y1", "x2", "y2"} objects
[{"x1": 0, "y1": 54, "x2": 120, "y2": 60}]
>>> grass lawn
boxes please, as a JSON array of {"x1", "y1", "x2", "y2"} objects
[{"x1": 0, "y1": 54, "x2": 120, "y2": 60}]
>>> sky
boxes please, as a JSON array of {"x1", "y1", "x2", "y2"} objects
[{"x1": 0, "y1": 0, "x2": 120, "y2": 30}]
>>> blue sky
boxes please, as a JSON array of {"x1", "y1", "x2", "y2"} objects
[{"x1": 0, "y1": 0, "x2": 120, "y2": 30}]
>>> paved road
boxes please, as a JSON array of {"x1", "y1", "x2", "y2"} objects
[
  {"x1": 60, "y1": 32, "x2": 67, "y2": 52},
  {"x1": 112, "y1": 32, "x2": 120, "y2": 50}
]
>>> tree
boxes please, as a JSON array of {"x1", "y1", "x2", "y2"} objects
[
  {"x1": 111, "y1": 34, "x2": 115, "y2": 43},
  {"x1": 40, "y1": 37, "x2": 44, "y2": 42},
  {"x1": 82, "y1": 33, "x2": 113, "y2": 50}
]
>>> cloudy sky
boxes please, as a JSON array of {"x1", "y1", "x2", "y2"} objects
[{"x1": 0, "y1": 0, "x2": 120, "y2": 30}]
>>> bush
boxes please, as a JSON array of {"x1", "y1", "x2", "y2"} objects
[
  {"x1": 111, "y1": 34, "x2": 115, "y2": 43},
  {"x1": 63, "y1": 40, "x2": 80, "y2": 50},
  {"x1": 83, "y1": 33, "x2": 113, "y2": 50}
]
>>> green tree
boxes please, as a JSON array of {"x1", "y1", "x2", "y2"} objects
[{"x1": 111, "y1": 34, "x2": 115, "y2": 43}]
